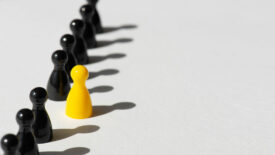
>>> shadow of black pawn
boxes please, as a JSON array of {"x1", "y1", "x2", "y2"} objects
[
  {"x1": 16, "y1": 109, "x2": 39, "y2": 155},
  {"x1": 89, "y1": 69, "x2": 119, "y2": 80},
  {"x1": 30, "y1": 87, "x2": 53, "y2": 143},
  {"x1": 47, "y1": 50, "x2": 71, "y2": 101},
  {"x1": 88, "y1": 85, "x2": 114, "y2": 94},
  {"x1": 102, "y1": 24, "x2": 137, "y2": 34},
  {"x1": 60, "y1": 34, "x2": 78, "y2": 82},
  {"x1": 1, "y1": 134, "x2": 18, "y2": 155},
  {"x1": 93, "y1": 102, "x2": 136, "y2": 117},
  {"x1": 70, "y1": 19, "x2": 89, "y2": 65},
  {"x1": 52, "y1": 125, "x2": 99, "y2": 142},
  {"x1": 88, "y1": 53, "x2": 126, "y2": 64},
  {"x1": 96, "y1": 38, "x2": 133, "y2": 48},
  {"x1": 41, "y1": 147, "x2": 90, "y2": 155},
  {"x1": 80, "y1": 4, "x2": 97, "y2": 48}
]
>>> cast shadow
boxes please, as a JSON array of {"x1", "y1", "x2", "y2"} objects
[
  {"x1": 89, "y1": 85, "x2": 114, "y2": 94},
  {"x1": 40, "y1": 147, "x2": 90, "y2": 155},
  {"x1": 95, "y1": 37, "x2": 133, "y2": 48},
  {"x1": 102, "y1": 24, "x2": 138, "y2": 34},
  {"x1": 89, "y1": 69, "x2": 119, "y2": 80},
  {"x1": 93, "y1": 102, "x2": 136, "y2": 117},
  {"x1": 88, "y1": 53, "x2": 126, "y2": 64},
  {"x1": 52, "y1": 125, "x2": 99, "y2": 142}
]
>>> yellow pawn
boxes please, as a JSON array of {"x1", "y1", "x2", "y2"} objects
[{"x1": 66, "y1": 65, "x2": 92, "y2": 119}]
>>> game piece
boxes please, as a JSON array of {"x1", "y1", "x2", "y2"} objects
[
  {"x1": 87, "y1": 0, "x2": 103, "y2": 33},
  {"x1": 16, "y1": 109, "x2": 39, "y2": 155},
  {"x1": 70, "y1": 19, "x2": 89, "y2": 64},
  {"x1": 80, "y1": 4, "x2": 97, "y2": 48},
  {"x1": 66, "y1": 65, "x2": 93, "y2": 119},
  {"x1": 1, "y1": 134, "x2": 18, "y2": 155},
  {"x1": 30, "y1": 87, "x2": 53, "y2": 143},
  {"x1": 60, "y1": 34, "x2": 78, "y2": 81},
  {"x1": 47, "y1": 50, "x2": 71, "y2": 101}
]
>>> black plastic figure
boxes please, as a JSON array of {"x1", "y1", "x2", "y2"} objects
[
  {"x1": 70, "y1": 19, "x2": 89, "y2": 64},
  {"x1": 16, "y1": 109, "x2": 39, "y2": 155},
  {"x1": 60, "y1": 34, "x2": 78, "y2": 81},
  {"x1": 1, "y1": 134, "x2": 18, "y2": 155},
  {"x1": 47, "y1": 50, "x2": 71, "y2": 101},
  {"x1": 87, "y1": 0, "x2": 103, "y2": 33},
  {"x1": 30, "y1": 87, "x2": 53, "y2": 143},
  {"x1": 80, "y1": 4, "x2": 97, "y2": 48}
]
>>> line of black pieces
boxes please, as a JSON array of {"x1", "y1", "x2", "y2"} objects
[{"x1": 1, "y1": 0, "x2": 115, "y2": 154}]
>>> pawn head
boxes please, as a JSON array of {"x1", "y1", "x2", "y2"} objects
[
  {"x1": 60, "y1": 34, "x2": 75, "y2": 50},
  {"x1": 70, "y1": 19, "x2": 85, "y2": 35},
  {"x1": 87, "y1": 0, "x2": 98, "y2": 5},
  {"x1": 16, "y1": 109, "x2": 34, "y2": 126},
  {"x1": 71, "y1": 65, "x2": 89, "y2": 82},
  {"x1": 1, "y1": 134, "x2": 18, "y2": 153},
  {"x1": 52, "y1": 50, "x2": 68, "y2": 65},
  {"x1": 30, "y1": 87, "x2": 48, "y2": 106},
  {"x1": 80, "y1": 4, "x2": 94, "y2": 19}
]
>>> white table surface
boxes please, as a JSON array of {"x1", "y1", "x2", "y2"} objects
[{"x1": 0, "y1": 0, "x2": 275, "y2": 154}]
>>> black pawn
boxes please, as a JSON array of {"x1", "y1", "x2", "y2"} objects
[
  {"x1": 70, "y1": 19, "x2": 89, "y2": 64},
  {"x1": 30, "y1": 87, "x2": 53, "y2": 143},
  {"x1": 47, "y1": 50, "x2": 71, "y2": 101},
  {"x1": 60, "y1": 34, "x2": 78, "y2": 81},
  {"x1": 1, "y1": 134, "x2": 18, "y2": 155},
  {"x1": 16, "y1": 109, "x2": 39, "y2": 155},
  {"x1": 80, "y1": 4, "x2": 97, "y2": 48},
  {"x1": 87, "y1": 0, "x2": 103, "y2": 33}
]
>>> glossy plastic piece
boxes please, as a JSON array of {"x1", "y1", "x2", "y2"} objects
[
  {"x1": 16, "y1": 109, "x2": 39, "y2": 155},
  {"x1": 1, "y1": 134, "x2": 18, "y2": 155},
  {"x1": 47, "y1": 50, "x2": 71, "y2": 101},
  {"x1": 87, "y1": 0, "x2": 103, "y2": 33},
  {"x1": 60, "y1": 34, "x2": 78, "y2": 81},
  {"x1": 66, "y1": 65, "x2": 93, "y2": 119},
  {"x1": 80, "y1": 4, "x2": 97, "y2": 48},
  {"x1": 30, "y1": 87, "x2": 53, "y2": 143},
  {"x1": 70, "y1": 19, "x2": 89, "y2": 64}
]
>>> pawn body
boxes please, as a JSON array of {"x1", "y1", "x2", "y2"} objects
[
  {"x1": 70, "y1": 19, "x2": 89, "y2": 64},
  {"x1": 16, "y1": 109, "x2": 39, "y2": 155},
  {"x1": 87, "y1": 0, "x2": 103, "y2": 33},
  {"x1": 66, "y1": 65, "x2": 92, "y2": 119},
  {"x1": 1, "y1": 134, "x2": 18, "y2": 155},
  {"x1": 47, "y1": 50, "x2": 71, "y2": 101},
  {"x1": 80, "y1": 4, "x2": 97, "y2": 48},
  {"x1": 30, "y1": 87, "x2": 53, "y2": 143}
]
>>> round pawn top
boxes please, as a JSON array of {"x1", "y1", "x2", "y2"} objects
[
  {"x1": 60, "y1": 34, "x2": 75, "y2": 50},
  {"x1": 87, "y1": 0, "x2": 98, "y2": 5},
  {"x1": 16, "y1": 109, "x2": 34, "y2": 126},
  {"x1": 52, "y1": 50, "x2": 68, "y2": 66},
  {"x1": 30, "y1": 87, "x2": 48, "y2": 106},
  {"x1": 80, "y1": 4, "x2": 94, "y2": 19},
  {"x1": 70, "y1": 19, "x2": 85, "y2": 35},
  {"x1": 71, "y1": 65, "x2": 89, "y2": 82},
  {"x1": 1, "y1": 134, "x2": 18, "y2": 153}
]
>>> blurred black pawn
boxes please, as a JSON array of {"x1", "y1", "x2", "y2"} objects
[
  {"x1": 1, "y1": 134, "x2": 18, "y2": 155},
  {"x1": 80, "y1": 4, "x2": 97, "y2": 48},
  {"x1": 70, "y1": 19, "x2": 89, "y2": 64},
  {"x1": 16, "y1": 109, "x2": 39, "y2": 155},
  {"x1": 60, "y1": 34, "x2": 78, "y2": 81},
  {"x1": 30, "y1": 87, "x2": 53, "y2": 143},
  {"x1": 87, "y1": 0, "x2": 103, "y2": 33},
  {"x1": 47, "y1": 50, "x2": 71, "y2": 101}
]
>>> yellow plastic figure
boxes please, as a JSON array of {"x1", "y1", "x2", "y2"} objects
[{"x1": 66, "y1": 65, "x2": 93, "y2": 119}]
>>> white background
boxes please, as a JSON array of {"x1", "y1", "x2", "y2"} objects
[{"x1": 0, "y1": 0, "x2": 275, "y2": 154}]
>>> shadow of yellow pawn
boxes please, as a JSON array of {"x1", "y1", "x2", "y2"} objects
[{"x1": 66, "y1": 65, "x2": 92, "y2": 119}]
